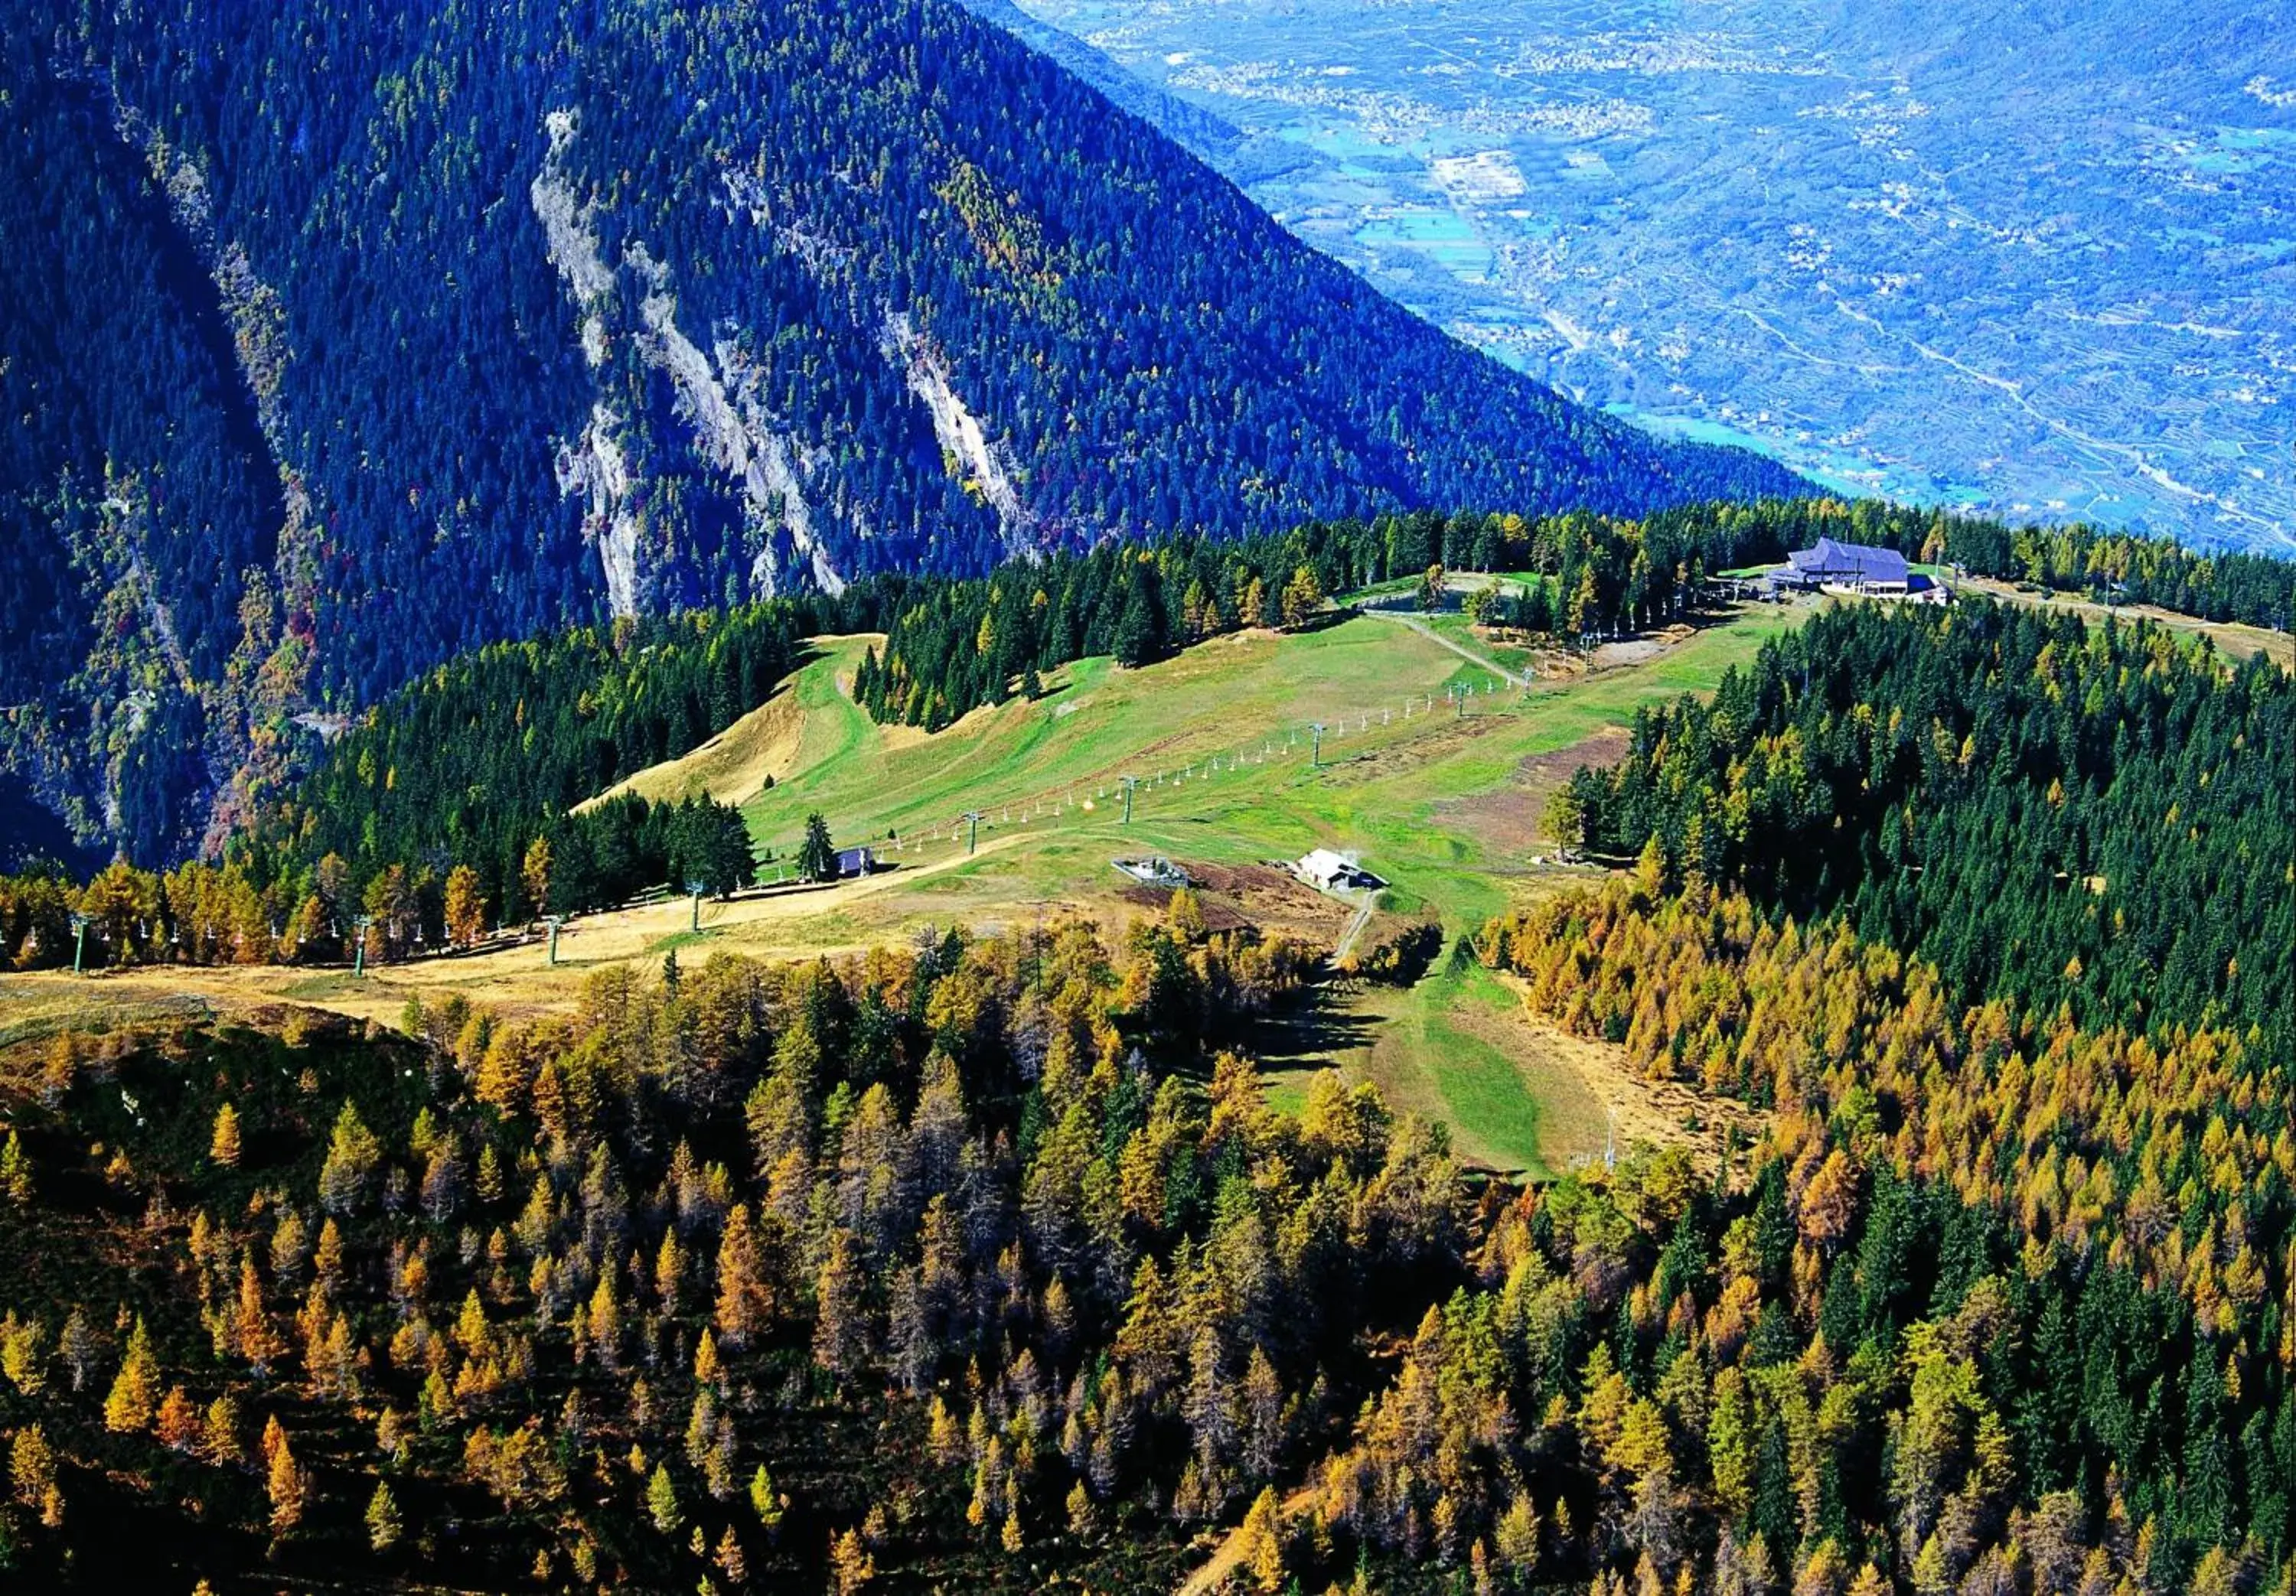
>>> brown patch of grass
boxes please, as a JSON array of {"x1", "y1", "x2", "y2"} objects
[
  {"x1": 1482, "y1": 974, "x2": 1766, "y2": 1180},
  {"x1": 1114, "y1": 882, "x2": 1250, "y2": 933},
  {"x1": 1114, "y1": 859, "x2": 1356, "y2": 943},
  {"x1": 584, "y1": 682, "x2": 810, "y2": 811},
  {"x1": 1431, "y1": 725, "x2": 1629, "y2": 858}
]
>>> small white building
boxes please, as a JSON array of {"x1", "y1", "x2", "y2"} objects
[{"x1": 1299, "y1": 848, "x2": 1383, "y2": 891}]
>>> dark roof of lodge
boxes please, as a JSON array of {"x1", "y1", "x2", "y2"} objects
[{"x1": 1789, "y1": 536, "x2": 1910, "y2": 585}]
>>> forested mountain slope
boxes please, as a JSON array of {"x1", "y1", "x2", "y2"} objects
[
  {"x1": 1466, "y1": 601, "x2": 2296, "y2": 1593},
  {"x1": 1551, "y1": 602, "x2": 2296, "y2": 1055},
  {"x1": 4, "y1": 496, "x2": 2282, "y2": 983},
  {"x1": 0, "y1": 0, "x2": 1801, "y2": 868}
]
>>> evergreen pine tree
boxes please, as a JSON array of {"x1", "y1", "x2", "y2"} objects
[
  {"x1": 797, "y1": 813, "x2": 839, "y2": 883},
  {"x1": 367, "y1": 1480, "x2": 403, "y2": 1550},
  {"x1": 203, "y1": 1103, "x2": 242, "y2": 1168}
]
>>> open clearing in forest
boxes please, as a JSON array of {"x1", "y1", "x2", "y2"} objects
[
  {"x1": 1963, "y1": 577, "x2": 2294, "y2": 667},
  {"x1": 13, "y1": 604, "x2": 1806, "y2": 1164},
  {"x1": 579, "y1": 666, "x2": 818, "y2": 811}
]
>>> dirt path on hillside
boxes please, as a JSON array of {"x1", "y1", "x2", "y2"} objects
[
  {"x1": 1331, "y1": 890, "x2": 1377, "y2": 962},
  {"x1": 1484, "y1": 974, "x2": 1767, "y2": 1179},
  {"x1": 1362, "y1": 608, "x2": 1529, "y2": 686},
  {"x1": 1176, "y1": 1487, "x2": 1320, "y2": 1596},
  {"x1": 3, "y1": 832, "x2": 1035, "y2": 1029}
]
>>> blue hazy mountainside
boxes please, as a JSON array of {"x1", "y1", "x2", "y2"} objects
[
  {"x1": 1006, "y1": 0, "x2": 2296, "y2": 552},
  {"x1": 0, "y1": 0, "x2": 1799, "y2": 865}
]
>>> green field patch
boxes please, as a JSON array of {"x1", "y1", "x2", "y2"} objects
[
  {"x1": 1259, "y1": 960, "x2": 1553, "y2": 1177},
  {"x1": 707, "y1": 608, "x2": 1802, "y2": 1168}
]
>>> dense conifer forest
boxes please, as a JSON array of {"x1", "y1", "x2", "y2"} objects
[
  {"x1": 0, "y1": 588, "x2": 923, "y2": 973},
  {"x1": 1549, "y1": 602, "x2": 2294, "y2": 1055},
  {"x1": 0, "y1": 912, "x2": 1358, "y2": 1591},
  {"x1": 4, "y1": 0, "x2": 2294, "y2": 1588},
  {"x1": 1474, "y1": 870, "x2": 2291, "y2": 1594},
  {"x1": 1463, "y1": 598, "x2": 2294, "y2": 1591},
  {"x1": 0, "y1": 596, "x2": 859, "y2": 974}
]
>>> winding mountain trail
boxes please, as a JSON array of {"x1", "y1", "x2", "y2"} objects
[
  {"x1": 1175, "y1": 1487, "x2": 1320, "y2": 1596},
  {"x1": 1331, "y1": 891, "x2": 1378, "y2": 963},
  {"x1": 1361, "y1": 607, "x2": 1529, "y2": 686}
]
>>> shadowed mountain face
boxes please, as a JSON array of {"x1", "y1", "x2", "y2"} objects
[
  {"x1": 0, "y1": 0, "x2": 1799, "y2": 865},
  {"x1": 1001, "y1": 0, "x2": 2296, "y2": 554}
]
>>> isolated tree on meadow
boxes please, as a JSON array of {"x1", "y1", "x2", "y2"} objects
[
  {"x1": 1543, "y1": 788, "x2": 1587, "y2": 852},
  {"x1": 1165, "y1": 887, "x2": 1205, "y2": 943}
]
